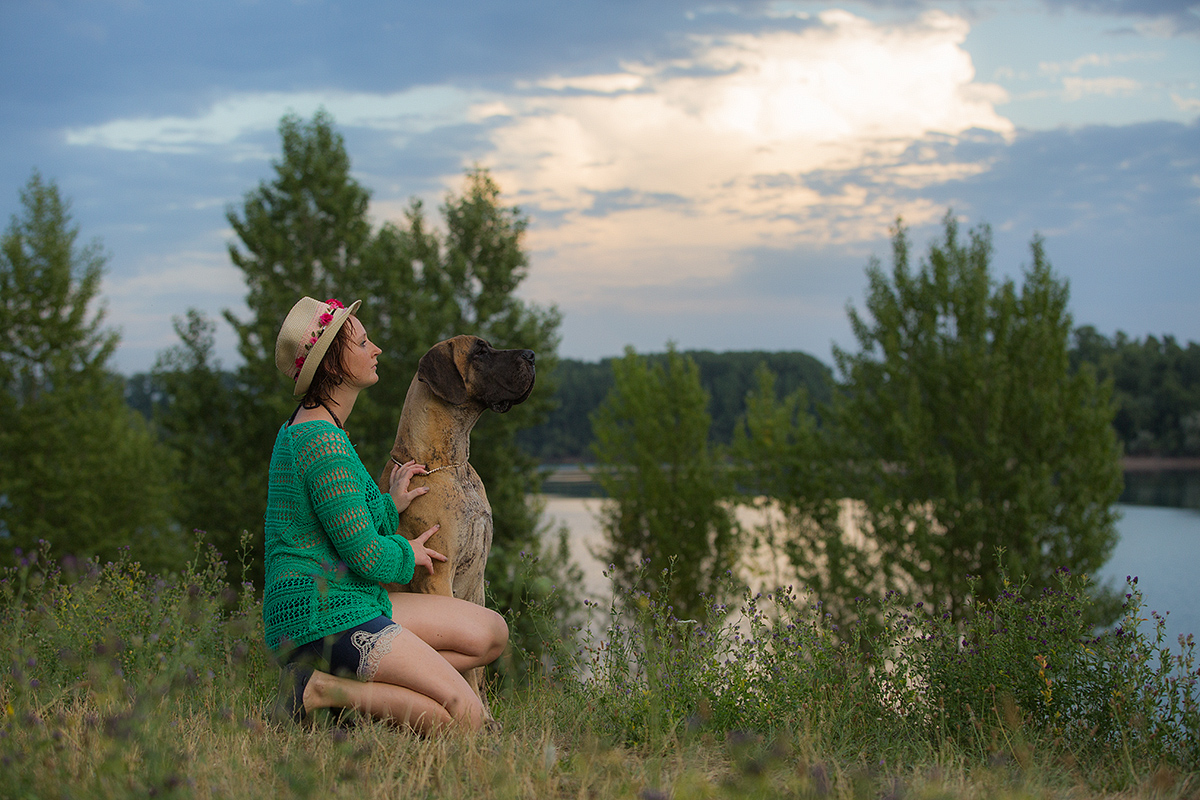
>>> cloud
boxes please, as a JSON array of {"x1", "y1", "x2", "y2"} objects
[
  {"x1": 1038, "y1": 0, "x2": 1200, "y2": 35},
  {"x1": 1172, "y1": 93, "x2": 1200, "y2": 113},
  {"x1": 65, "y1": 9, "x2": 1012, "y2": 295},
  {"x1": 65, "y1": 87, "x2": 483, "y2": 155},
  {"x1": 474, "y1": 9, "x2": 1013, "y2": 302},
  {"x1": 100, "y1": 248, "x2": 249, "y2": 372},
  {"x1": 1038, "y1": 51, "x2": 1163, "y2": 75},
  {"x1": 1062, "y1": 76, "x2": 1144, "y2": 99},
  {"x1": 58, "y1": 6, "x2": 1024, "y2": 368}
]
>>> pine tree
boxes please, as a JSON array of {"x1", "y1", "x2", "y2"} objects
[
  {"x1": 151, "y1": 310, "x2": 256, "y2": 582},
  {"x1": 732, "y1": 366, "x2": 860, "y2": 607},
  {"x1": 159, "y1": 110, "x2": 378, "y2": 574},
  {"x1": 225, "y1": 109, "x2": 373, "y2": 392},
  {"x1": 831, "y1": 213, "x2": 1123, "y2": 619},
  {"x1": 591, "y1": 345, "x2": 740, "y2": 621},
  {"x1": 0, "y1": 172, "x2": 178, "y2": 570}
]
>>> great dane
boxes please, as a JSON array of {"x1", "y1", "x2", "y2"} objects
[{"x1": 377, "y1": 335, "x2": 535, "y2": 698}]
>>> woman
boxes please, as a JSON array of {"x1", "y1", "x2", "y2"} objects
[{"x1": 265, "y1": 296, "x2": 508, "y2": 733}]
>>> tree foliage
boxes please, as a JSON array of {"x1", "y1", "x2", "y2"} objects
[
  {"x1": 0, "y1": 172, "x2": 178, "y2": 570},
  {"x1": 732, "y1": 366, "x2": 860, "y2": 605},
  {"x1": 828, "y1": 214, "x2": 1123, "y2": 620},
  {"x1": 1071, "y1": 327, "x2": 1200, "y2": 457},
  {"x1": 590, "y1": 345, "x2": 740, "y2": 621},
  {"x1": 224, "y1": 109, "x2": 374, "y2": 392},
  {"x1": 151, "y1": 311, "x2": 256, "y2": 581}
]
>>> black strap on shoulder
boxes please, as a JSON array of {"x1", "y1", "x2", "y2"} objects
[{"x1": 287, "y1": 400, "x2": 343, "y2": 429}]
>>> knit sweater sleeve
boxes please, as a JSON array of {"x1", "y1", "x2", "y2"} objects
[{"x1": 295, "y1": 427, "x2": 415, "y2": 585}]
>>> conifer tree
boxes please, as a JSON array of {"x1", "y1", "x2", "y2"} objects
[
  {"x1": 161, "y1": 110, "x2": 378, "y2": 573},
  {"x1": 831, "y1": 213, "x2": 1122, "y2": 620},
  {"x1": 733, "y1": 366, "x2": 859, "y2": 605},
  {"x1": 151, "y1": 310, "x2": 256, "y2": 582},
  {"x1": 591, "y1": 345, "x2": 740, "y2": 621},
  {"x1": 0, "y1": 172, "x2": 178, "y2": 569}
]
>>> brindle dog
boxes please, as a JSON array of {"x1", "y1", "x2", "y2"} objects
[{"x1": 377, "y1": 336, "x2": 535, "y2": 700}]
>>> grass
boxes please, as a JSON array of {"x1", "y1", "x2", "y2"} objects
[{"x1": 2, "y1": 540, "x2": 1198, "y2": 799}]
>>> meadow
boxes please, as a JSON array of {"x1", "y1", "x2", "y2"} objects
[{"x1": 2, "y1": 537, "x2": 1198, "y2": 800}]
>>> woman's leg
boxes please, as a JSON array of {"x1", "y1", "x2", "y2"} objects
[
  {"x1": 300, "y1": 626, "x2": 486, "y2": 734},
  {"x1": 387, "y1": 591, "x2": 508, "y2": 673}
]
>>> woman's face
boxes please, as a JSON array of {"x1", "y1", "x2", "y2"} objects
[{"x1": 342, "y1": 316, "x2": 382, "y2": 389}]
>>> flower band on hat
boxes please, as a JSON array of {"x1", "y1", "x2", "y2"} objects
[
  {"x1": 291, "y1": 298, "x2": 346, "y2": 380},
  {"x1": 275, "y1": 296, "x2": 361, "y2": 398}
]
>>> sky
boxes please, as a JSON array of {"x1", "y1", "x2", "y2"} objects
[{"x1": 2, "y1": 0, "x2": 1198, "y2": 374}]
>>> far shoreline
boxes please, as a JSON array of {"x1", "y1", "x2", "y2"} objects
[{"x1": 1122, "y1": 456, "x2": 1200, "y2": 472}]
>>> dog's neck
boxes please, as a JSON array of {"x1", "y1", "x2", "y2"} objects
[{"x1": 390, "y1": 376, "x2": 484, "y2": 469}]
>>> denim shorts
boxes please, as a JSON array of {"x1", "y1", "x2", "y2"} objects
[{"x1": 285, "y1": 616, "x2": 403, "y2": 681}]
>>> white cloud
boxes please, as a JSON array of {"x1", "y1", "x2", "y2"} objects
[
  {"x1": 474, "y1": 10, "x2": 1013, "y2": 301},
  {"x1": 65, "y1": 87, "x2": 483, "y2": 154},
  {"x1": 1172, "y1": 93, "x2": 1200, "y2": 114},
  {"x1": 533, "y1": 73, "x2": 646, "y2": 93},
  {"x1": 103, "y1": 250, "x2": 244, "y2": 302},
  {"x1": 101, "y1": 250, "x2": 249, "y2": 370},
  {"x1": 1062, "y1": 76, "x2": 1142, "y2": 101},
  {"x1": 1038, "y1": 51, "x2": 1161, "y2": 76}
]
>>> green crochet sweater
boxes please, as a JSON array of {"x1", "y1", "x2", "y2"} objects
[{"x1": 262, "y1": 421, "x2": 415, "y2": 655}]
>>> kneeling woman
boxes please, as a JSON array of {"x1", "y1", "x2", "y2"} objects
[{"x1": 265, "y1": 296, "x2": 508, "y2": 733}]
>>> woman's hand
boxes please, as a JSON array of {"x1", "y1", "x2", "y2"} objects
[
  {"x1": 389, "y1": 459, "x2": 429, "y2": 513},
  {"x1": 410, "y1": 524, "x2": 447, "y2": 575}
]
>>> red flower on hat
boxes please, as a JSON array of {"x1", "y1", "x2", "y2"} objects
[
  {"x1": 319, "y1": 312, "x2": 334, "y2": 325},
  {"x1": 326, "y1": 298, "x2": 345, "y2": 309}
]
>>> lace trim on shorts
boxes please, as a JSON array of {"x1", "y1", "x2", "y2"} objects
[{"x1": 350, "y1": 622, "x2": 403, "y2": 681}]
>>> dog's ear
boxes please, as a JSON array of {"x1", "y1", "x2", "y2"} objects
[{"x1": 417, "y1": 339, "x2": 469, "y2": 405}]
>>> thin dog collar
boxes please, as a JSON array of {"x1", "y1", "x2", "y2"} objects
[{"x1": 390, "y1": 454, "x2": 466, "y2": 475}]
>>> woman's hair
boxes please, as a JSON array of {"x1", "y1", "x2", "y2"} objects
[{"x1": 301, "y1": 318, "x2": 354, "y2": 408}]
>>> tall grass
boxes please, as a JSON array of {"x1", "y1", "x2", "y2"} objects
[{"x1": 2, "y1": 542, "x2": 1197, "y2": 799}]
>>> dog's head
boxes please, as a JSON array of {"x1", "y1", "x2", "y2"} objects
[{"x1": 417, "y1": 335, "x2": 536, "y2": 413}]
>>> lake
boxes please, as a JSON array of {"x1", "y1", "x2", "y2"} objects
[
  {"x1": 540, "y1": 497, "x2": 1200, "y2": 645},
  {"x1": 1099, "y1": 504, "x2": 1200, "y2": 646}
]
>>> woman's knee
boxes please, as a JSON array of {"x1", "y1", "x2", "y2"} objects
[
  {"x1": 444, "y1": 687, "x2": 485, "y2": 730},
  {"x1": 484, "y1": 610, "x2": 509, "y2": 662}
]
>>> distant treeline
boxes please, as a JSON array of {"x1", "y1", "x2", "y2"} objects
[
  {"x1": 509, "y1": 329, "x2": 1200, "y2": 463},
  {"x1": 515, "y1": 350, "x2": 833, "y2": 462},
  {"x1": 1071, "y1": 327, "x2": 1200, "y2": 458},
  {"x1": 125, "y1": 329, "x2": 1200, "y2": 464}
]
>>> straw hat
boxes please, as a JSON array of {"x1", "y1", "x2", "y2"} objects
[{"x1": 275, "y1": 296, "x2": 362, "y2": 397}]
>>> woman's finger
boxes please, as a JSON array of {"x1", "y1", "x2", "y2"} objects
[{"x1": 414, "y1": 523, "x2": 440, "y2": 543}]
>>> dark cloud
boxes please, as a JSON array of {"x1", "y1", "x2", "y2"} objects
[
  {"x1": 936, "y1": 121, "x2": 1199, "y2": 334},
  {"x1": 582, "y1": 189, "x2": 692, "y2": 217},
  {"x1": 0, "y1": 0, "x2": 765, "y2": 123},
  {"x1": 1040, "y1": 0, "x2": 1200, "y2": 33}
]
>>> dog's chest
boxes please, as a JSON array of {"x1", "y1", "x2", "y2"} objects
[
  {"x1": 448, "y1": 467, "x2": 492, "y2": 600},
  {"x1": 457, "y1": 467, "x2": 492, "y2": 545}
]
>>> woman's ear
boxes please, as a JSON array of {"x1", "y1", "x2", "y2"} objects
[{"x1": 417, "y1": 339, "x2": 468, "y2": 405}]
